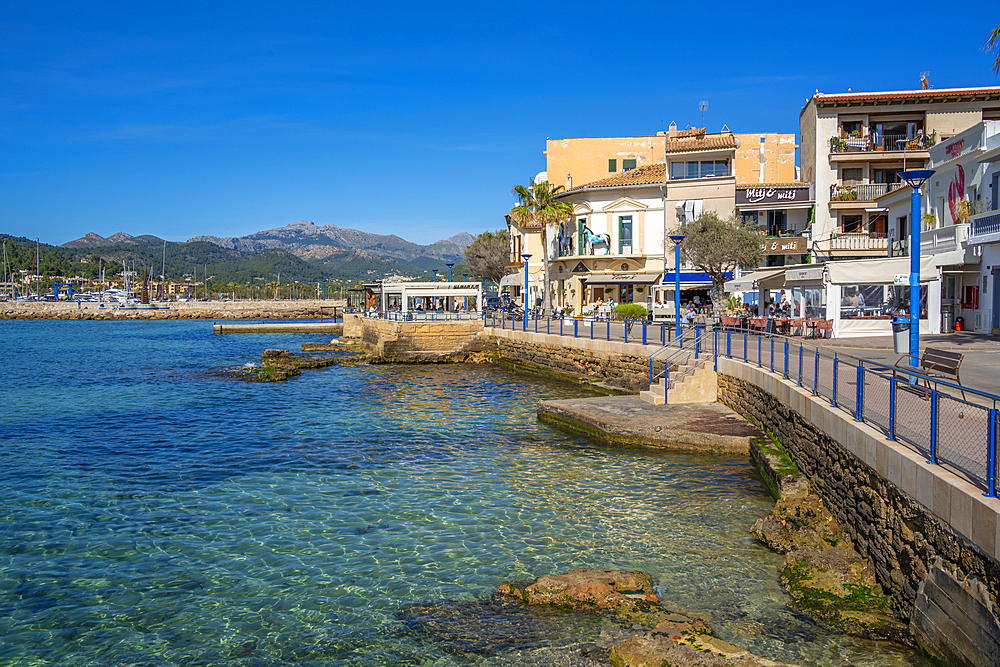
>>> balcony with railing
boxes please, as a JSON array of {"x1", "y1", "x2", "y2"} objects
[
  {"x1": 829, "y1": 182, "x2": 905, "y2": 203},
  {"x1": 920, "y1": 223, "x2": 970, "y2": 255},
  {"x1": 829, "y1": 131, "x2": 936, "y2": 154},
  {"x1": 829, "y1": 232, "x2": 888, "y2": 251},
  {"x1": 969, "y1": 209, "x2": 1000, "y2": 245}
]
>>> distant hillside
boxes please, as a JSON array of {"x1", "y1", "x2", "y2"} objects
[
  {"x1": 49, "y1": 223, "x2": 477, "y2": 285},
  {"x1": 188, "y1": 221, "x2": 472, "y2": 265}
]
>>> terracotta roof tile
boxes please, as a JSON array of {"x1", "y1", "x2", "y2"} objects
[
  {"x1": 566, "y1": 163, "x2": 666, "y2": 191},
  {"x1": 815, "y1": 86, "x2": 1000, "y2": 105},
  {"x1": 663, "y1": 132, "x2": 739, "y2": 154}
]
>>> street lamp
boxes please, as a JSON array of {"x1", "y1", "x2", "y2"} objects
[
  {"x1": 521, "y1": 253, "x2": 532, "y2": 322},
  {"x1": 899, "y1": 169, "x2": 934, "y2": 368},
  {"x1": 433, "y1": 269, "x2": 439, "y2": 282},
  {"x1": 446, "y1": 262, "x2": 454, "y2": 282},
  {"x1": 669, "y1": 235, "x2": 686, "y2": 339}
]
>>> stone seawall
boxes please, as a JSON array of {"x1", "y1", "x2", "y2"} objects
[
  {"x1": 491, "y1": 329, "x2": 665, "y2": 392},
  {"x1": 717, "y1": 359, "x2": 1000, "y2": 666},
  {"x1": 358, "y1": 318, "x2": 495, "y2": 361}
]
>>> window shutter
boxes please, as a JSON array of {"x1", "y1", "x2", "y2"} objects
[{"x1": 608, "y1": 159, "x2": 617, "y2": 172}]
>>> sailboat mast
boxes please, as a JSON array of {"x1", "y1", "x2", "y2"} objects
[{"x1": 160, "y1": 240, "x2": 166, "y2": 300}]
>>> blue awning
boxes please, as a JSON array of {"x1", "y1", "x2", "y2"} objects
[{"x1": 659, "y1": 272, "x2": 731, "y2": 287}]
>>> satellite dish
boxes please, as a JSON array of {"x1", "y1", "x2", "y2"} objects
[{"x1": 533, "y1": 171, "x2": 548, "y2": 184}]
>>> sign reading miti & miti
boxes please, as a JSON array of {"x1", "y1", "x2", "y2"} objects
[
  {"x1": 736, "y1": 186, "x2": 812, "y2": 206},
  {"x1": 764, "y1": 237, "x2": 808, "y2": 255}
]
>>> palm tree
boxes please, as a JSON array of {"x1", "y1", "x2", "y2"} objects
[
  {"x1": 510, "y1": 181, "x2": 572, "y2": 316},
  {"x1": 987, "y1": 25, "x2": 1000, "y2": 74}
]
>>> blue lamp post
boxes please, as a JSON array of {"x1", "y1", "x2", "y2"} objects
[
  {"x1": 669, "y1": 235, "x2": 686, "y2": 338},
  {"x1": 447, "y1": 262, "x2": 454, "y2": 282},
  {"x1": 432, "y1": 269, "x2": 439, "y2": 282},
  {"x1": 899, "y1": 169, "x2": 934, "y2": 368},
  {"x1": 521, "y1": 253, "x2": 532, "y2": 322}
]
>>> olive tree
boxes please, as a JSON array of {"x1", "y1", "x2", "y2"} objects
[
  {"x1": 613, "y1": 303, "x2": 649, "y2": 338},
  {"x1": 677, "y1": 212, "x2": 763, "y2": 315},
  {"x1": 463, "y1": 229, "x2": 510, "y2": 286}
]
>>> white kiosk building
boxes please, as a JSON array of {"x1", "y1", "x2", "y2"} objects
[{"x1": 379, "y1": 281, "x2": 483, "y2": 319}]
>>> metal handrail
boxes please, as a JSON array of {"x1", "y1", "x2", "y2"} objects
[
  {"x1": 712, "y1": 325, "x2": 1000, "y2": 497},
  {"x1": 649, "y1": 325, "x2": 710, "y2": 386}
]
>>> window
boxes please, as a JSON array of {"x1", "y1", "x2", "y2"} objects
[
  {"x1": 841, "y1": 120, "x2": 862, "y2": 136},
  {"x1": 577, "y1": 218, "x2": 587, "y2": 253},
  {"x1": 741, "y1": 211, "x2": 759, "y2": 227},
  {"x1": 622, "y1": 158, "x2": 637, "y2": 171},
  {"x1": 872, "y1": 168, "x2": 899, "y2": 184},
  {"x1": 767, "y1": 210, "x2": 786, "y2": 237},
  {"x1": 608, "y1": 159, "x2": 617, "y2": 172},
  {"x1": 670, "y1": 160, "x2": 730, "y2": 180},
  {"x1": 841, "y1": 215, "x2": 863, "y2": 234},
  {"x1": 842, "y1": 168, "x2": 863, "y2": 185},
  {"x1": 618, "y1": 216, "x2": 633, "y2": 254}
]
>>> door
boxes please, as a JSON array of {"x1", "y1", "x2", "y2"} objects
[{"x1": 993, "y1": 273, "x2": 999, "y2": 331}]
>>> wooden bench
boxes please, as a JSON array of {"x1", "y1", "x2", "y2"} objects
[{"x1": 894, "y1": 347, "x2": 965, "y2": 399}]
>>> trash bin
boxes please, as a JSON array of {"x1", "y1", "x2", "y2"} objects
[
  {"x1": 955, "y1": 316, "x2": 965, "y2": 331},
  {"x1": 892, "y1": 317, "x2": 910, "y2": 355}
]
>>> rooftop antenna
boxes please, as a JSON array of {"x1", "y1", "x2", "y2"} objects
[
  {"x1": 920, "y1": 72, "x2": 931, "y2": 89},
  {"x1": 699, "y1": 101, "x2": 708, "y2": 129}
]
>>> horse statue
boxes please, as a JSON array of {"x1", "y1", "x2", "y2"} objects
[
  {"x1": 581, "y1": 224, "x2": 610, "y2": 255},
  {"x1": 556, "y1": 225, "x2": 573, "y2": 257}
]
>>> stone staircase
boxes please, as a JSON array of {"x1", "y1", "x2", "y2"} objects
[{"x1": 639, "y1": 353, "x2": 717, "y2": 405}]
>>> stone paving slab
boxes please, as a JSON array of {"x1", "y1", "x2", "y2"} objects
[{"x1": 537, "y1": 396, "x2": 762, "y2": 454}]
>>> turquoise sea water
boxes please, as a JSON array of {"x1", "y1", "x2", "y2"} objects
[{"x1": 0, "y1": 320, "x2": 930, "y2": 666}]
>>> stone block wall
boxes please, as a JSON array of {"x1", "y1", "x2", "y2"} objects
[
  {"x1": 358, "y1": 318, "x2": 495, "y2": 360},
  {"x1": 494, "y1": 336, "x2": 664, "y2": 392},
  {"x1": 718, "y1": 370, "x2": 1000, "y2": 665}
]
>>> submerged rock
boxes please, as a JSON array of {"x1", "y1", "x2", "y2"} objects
[
  {"x1": 241, "y1": 349, "x2": 340, "y2": 382},
  {"x1": 395, "y1": 595, "x2": 561, "y2": 655},
  {"x1": 497, "y1": 569, "x2": 656, "y2": 610}
]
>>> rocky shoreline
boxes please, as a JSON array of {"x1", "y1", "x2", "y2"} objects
[
  {"x1": 0, "y1": 299, "x2": 345, "y2": 320},
  {"x1": 400, "y1": 569, "x2": 801, "y2": 667}
]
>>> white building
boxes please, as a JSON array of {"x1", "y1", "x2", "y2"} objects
[{"x1": 800, "y1": 86, "x2": 1000, "y2": 262}]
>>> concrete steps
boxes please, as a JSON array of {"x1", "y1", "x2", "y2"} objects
[{"x1": 640, "y1": 356, "x2": 717, "y2": 405}]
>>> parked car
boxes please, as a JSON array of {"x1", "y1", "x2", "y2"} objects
[{"x1": 484, "y1": 296, "x2": 502, "y2": 312}]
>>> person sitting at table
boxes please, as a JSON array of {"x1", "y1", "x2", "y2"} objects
[{"x1": 683, "y1": 304, "x2": 696, "y2": 324}]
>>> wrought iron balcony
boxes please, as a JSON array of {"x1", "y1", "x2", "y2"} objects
[{"x1": 829, "y1": 182, "x2": 905, "y2": 203}]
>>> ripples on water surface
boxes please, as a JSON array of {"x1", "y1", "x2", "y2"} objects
[{"x1": 0, "y1": 320, "x2": 930, "y2": 666}]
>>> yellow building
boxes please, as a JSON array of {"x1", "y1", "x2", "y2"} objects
[{"x1": 544, "y1": 124, "x2": 797, "y2": 190}]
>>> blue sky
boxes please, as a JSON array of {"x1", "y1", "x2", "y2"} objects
[{"x1": 3, "y1": 1, "x2": 999, "y2": 246}]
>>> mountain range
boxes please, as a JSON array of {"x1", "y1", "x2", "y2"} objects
[
  {"x1": 65, "y1": 221, "x2": 473, "y2": 264},
  {"x1": 57, "y1": 221, "x2": 476, "y2": 281}
]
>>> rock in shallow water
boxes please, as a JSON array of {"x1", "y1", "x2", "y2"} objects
[
  {"x1": 395, "y1": 594, "x2": 561, "y2": 655},
  {"x1": 497, "y1": 568, "x2": 656, "y2": 610}
]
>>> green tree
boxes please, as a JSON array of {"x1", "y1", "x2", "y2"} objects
[
  {"x1": 463, "y1": 229, "x2": 509, "y2": 286},
  {"x1": 510, "y1": 181, "x2": 572, "y2": 315},
  {"x1": 986, "y1": 24, "x2": 1000, "y2": 74},
  {"x1": 613, "y1": 303, "x2": 649, "y2": 337},
  {"x1": 678, "y1": 212, "x2": 763, "y2": 315}
]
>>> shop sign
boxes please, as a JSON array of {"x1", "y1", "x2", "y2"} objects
[
  {"x1": 764, "y1": 237, "x2": 807, "y2": 255},
  {"x1": 736, "y1": 187, "x2": 811, "y2": 206},
  {"x1": 944, "y1": 138, "x2": 965, "y2": 158}
]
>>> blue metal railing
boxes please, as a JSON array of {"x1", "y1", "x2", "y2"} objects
[{"x1": 712, "y1": 325, "x2": 1000, "y2": 498}]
